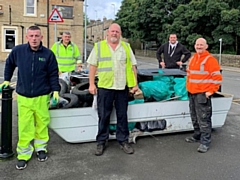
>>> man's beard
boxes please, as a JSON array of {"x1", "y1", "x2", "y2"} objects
[
  {"x1": 196, "y1": 49, "x2": 203, "y2": 53},
  {"x1": 110, "y1": 37, "x2": 118, "y2": 43}
]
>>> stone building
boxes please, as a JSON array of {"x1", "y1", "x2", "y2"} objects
[
  {"x1": 0, "y1": 0, "x2": 84, "y2": 61},
  {"x1": 86, "y1": 17, "x2": 113, "y2": 42}
]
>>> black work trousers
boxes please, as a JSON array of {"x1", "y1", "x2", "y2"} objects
[
  {"x1": 96, "y1": 87, "x2": 129, "y2": 145},
  {"x1": 188, "y1": 92, "x2": 212, "y2": 146}
]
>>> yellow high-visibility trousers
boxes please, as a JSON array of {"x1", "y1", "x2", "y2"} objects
[{"x1": 16, "y1": 94, "x2": 50, "y2": 161}]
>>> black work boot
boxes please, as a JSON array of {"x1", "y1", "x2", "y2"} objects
[
  {"x1": 120, "y1": 142, "x2": 134, "y2": 154},
  {"x1": 185, "y1": 136, "x2": 199, "y2": 143},
  {"x1": 16, "y1": 160, "x2": 28, "y2": 170},
  {"x1": 95, "y1": 144, "x2": 106, "y2": 156},
  {"x1": 197, "y1": 144, "x2": 209, "y2": 153},
  {"x1": 37, "y1": 151, "x2": 48, "y2": 162}
]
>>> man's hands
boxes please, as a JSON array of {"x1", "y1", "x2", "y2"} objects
[
  {"x1": 53, "y1": 91, "x2": 59, "y2": 103},
  {"x1": 77, "y1": 63, "x2": 82, "y2": 72},
  {"x1": 129, "y1": 85, "x2": 139, "y2": 94},
  {"x1": 0, "y1": 81, "x2": 10, "y2": 92},
  {"x1": 88, "y1": 65, "x2": 97, "y2": 95},
  {"x1": 160, "y1": 61, "x2": 183, "y2": 69},
  {"x1": 176, "y1": 61, "x2": 183, "y2": 66},
  {"x1": 205, "y1": 92, "x2": 212, "y2": 99},
  {"x1": 160, "y1": 62, "x2": 165, "y2": 69},
  {"x1": 89, "y1": 84, "x2": 97, "y2": 95}
]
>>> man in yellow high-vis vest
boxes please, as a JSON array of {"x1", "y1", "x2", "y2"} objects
[
  {"x1": 87, "y1": 23, "x2": 138, "y2": 156},
  {"x1": 51, "y1": 32, "x2": 82, "y2": 74}
]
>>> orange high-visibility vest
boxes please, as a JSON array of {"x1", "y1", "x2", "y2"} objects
[{"x1": 186, "y1": 51, "x2": 222, "y2": 94}]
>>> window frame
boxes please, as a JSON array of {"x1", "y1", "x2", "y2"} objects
[
  {"x1": 24, "y1": 0, "x2": 37, "y2": 17},
  {"x1": 1, "y1": 26, "x2": 18, "y2": 52}
]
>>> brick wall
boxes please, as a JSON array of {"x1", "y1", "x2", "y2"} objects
[
  {"x1": 86, "y1": 18, "x2": 113, "y2": 42},
  {"x1": 0, "y1": 0, "x2": 84, "y2": 60},
  {"x1": 135, "y1": 49, "x2": 240, "y2": 68}
]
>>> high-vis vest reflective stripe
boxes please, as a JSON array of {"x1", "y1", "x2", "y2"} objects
[
  {"x1": 52, "y1": 42, "x2": 81, "y2": 72},
  {"x1": 187, "y1": 55, "x2": 222, "y2": 94},
  {"x1": 95, "y1": 40, "x2": 136, "y2": 88}
]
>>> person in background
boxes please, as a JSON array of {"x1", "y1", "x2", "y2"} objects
[
  {"x1": 87, "y1": 23, "x2": 138, "y2": 156},
  {"x1": 51, "y1": 31, "x2": 82, "y2": 75},
  {"x1": 0, "y1": 25, "x2": 60, "y2": 170},
  {"x1": 185, "y1": 37, "x2": 222, "y2": 153},
  {"x1": 156, "y1": 34, "x2": 191, "y2": 69}
]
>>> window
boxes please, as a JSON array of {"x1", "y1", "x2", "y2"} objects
[
  {"x1": 24, "y1": 0, "x2": 37, "y2": 16},
  {"x1": 52, "y1": 5, "x2": 73, "y2": 19},
  {"x1": 2, "y1": 27, "x2": 18, "y2": 52}
]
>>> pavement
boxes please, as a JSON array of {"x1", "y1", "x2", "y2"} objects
[{"x1": 0, "y1": 57, "x2": 240, "y2": 180}]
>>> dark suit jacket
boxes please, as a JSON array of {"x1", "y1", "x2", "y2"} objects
[{"x1": 156, "y1": 42, "x2": 191, "y2": 68}]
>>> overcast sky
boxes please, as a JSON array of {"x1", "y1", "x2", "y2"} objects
[{"x1": 84, "y1": 0, "x2": 122, "y2": 21}]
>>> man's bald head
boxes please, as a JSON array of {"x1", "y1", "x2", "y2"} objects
[
  {"x1": 109, "y1": 23, "x2": 121, "y2": 32},
  {"x1": 195, "y1": 38, "x2": 208, "y2": 54}
]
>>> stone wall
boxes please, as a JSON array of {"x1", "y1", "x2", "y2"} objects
[
  {"x1": 135, "y1": 49, "x2": 240, "y2": 68},
  {"x1": 86, "y1": 18, "x2": 113, "y2": 42},
  {"x1": 0, "y1": 0, "x2": 84, "y2": 61}
]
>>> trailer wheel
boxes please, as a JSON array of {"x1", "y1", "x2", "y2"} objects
[
  {"x1": 59, "y1": 93, "x2": 79, "y2": 108},
  {"x1": 71, "y1": 82, "x2": 94, "y2": 102}
]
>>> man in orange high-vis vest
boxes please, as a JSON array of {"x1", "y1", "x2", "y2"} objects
[{"x1": 185, "y1": 38, "x2": 222, "y2": 153}]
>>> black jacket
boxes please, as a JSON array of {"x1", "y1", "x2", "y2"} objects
[
  {"x1": 156, "y1": 42, "x2": 191, "y2": 68},
  {"x1": 4, "y1": 42, "x2": 60, "y2": 97}
]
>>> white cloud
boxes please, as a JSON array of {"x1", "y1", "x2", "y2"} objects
[{"x1": 84, "y1": 0, "x2": 122, "y2": 20}]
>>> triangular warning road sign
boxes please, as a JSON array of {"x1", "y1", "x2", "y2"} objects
[{"x1": 48, "y1": 8, "x2": 64, "y2": 23}]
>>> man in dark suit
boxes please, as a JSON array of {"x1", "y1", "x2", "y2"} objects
[{"x1": 156, "y1": 34, "x2": 191, "y2": 69}]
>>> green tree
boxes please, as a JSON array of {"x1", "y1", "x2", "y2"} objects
[
  {"x1": 220, "y1": 8, "x2": 240, "y2": 54},
  {"x1": 116, "y1": 0, "x2": 192, "y2": 45},
  {"x1": 116, "y1": 0, "x2": 240, "y2": 54},
  {"x1": 115, "y1": 0, "x2": 139, "y2": 40}
]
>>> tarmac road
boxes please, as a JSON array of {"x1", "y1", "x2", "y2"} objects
[{"x1": 0, "y1": 58, "x2": 240, "y2": 180}]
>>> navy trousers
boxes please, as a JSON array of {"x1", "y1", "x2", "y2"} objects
[
  {"x1": 188, "y1": 92, "x2": 212, "y2": 146},
  {"x1": 96, "y1": 87, "x2": 129, "y2": 144}
]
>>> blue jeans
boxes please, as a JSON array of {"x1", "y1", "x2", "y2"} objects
[{"x1": 96, "y1": 87, "x2": 129, "y2": 144}]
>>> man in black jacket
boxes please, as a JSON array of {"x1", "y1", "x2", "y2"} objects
[
  {"x1": 156, "y1": 34, "x2": 191, "y2": 69},
  {"x1": 0, "y1": 26, "x2": 60, "y2": 170}
]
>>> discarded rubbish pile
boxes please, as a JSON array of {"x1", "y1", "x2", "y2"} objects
[
  {"x1": 49, "y1": 71, "x2": 95, "y2": 109},
  {"x1": 50, "y1": 69, "x2": 188, "y2": 109},
  {"x1": 109, "y1": 70, "x2": 188, "y2": 137},
  {"x1": 50, "y1": 69, "x2": 189, "y2": 137}
]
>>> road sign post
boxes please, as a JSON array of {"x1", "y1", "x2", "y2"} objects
[{"x1": 48, "y1": 8, "x2": 64, "y2": 42}]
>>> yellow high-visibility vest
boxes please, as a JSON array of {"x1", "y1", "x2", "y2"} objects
[
  {"x1": 51, "y1": 41, "x2": 81, "y2": 72},
  {"x1": 95, "y1": 40, "x2": 136, "y2": 88}
]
